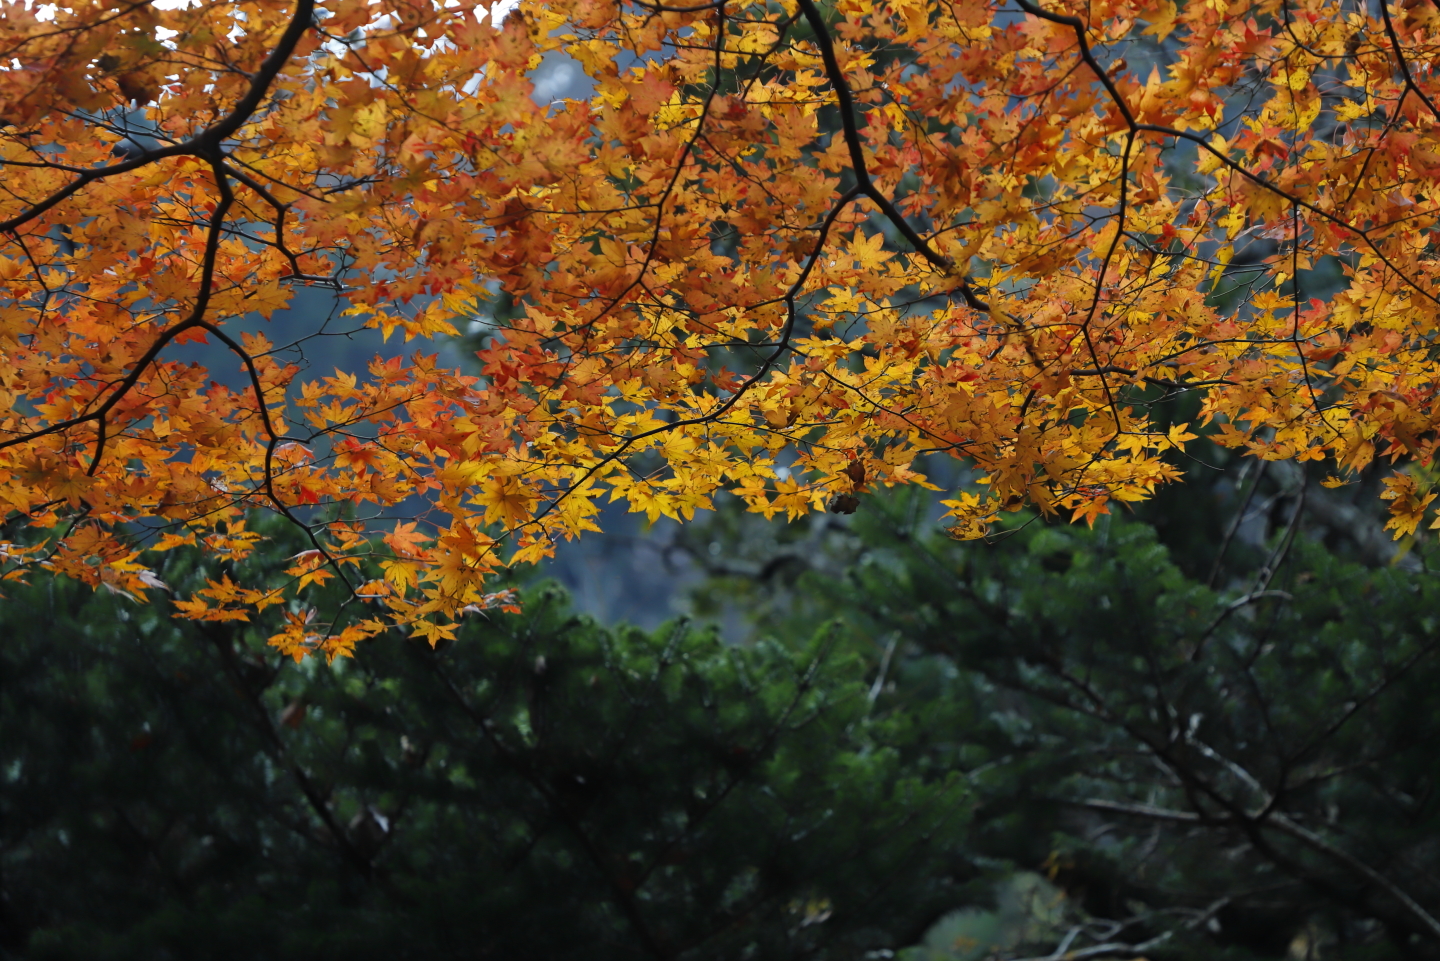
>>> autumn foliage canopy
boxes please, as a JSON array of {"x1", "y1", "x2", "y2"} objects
[{"x1": 2, "y1": 0, "x2": 1439, "y2": 655}]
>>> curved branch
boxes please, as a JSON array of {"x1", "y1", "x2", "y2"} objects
[
  {"x1": 0, "y1": 0, "x2": 315, "y2": 235},
  {"x1": 1049, "y1": 664, "x2": 1440, "y2": 939},
  {"x1": 792, "y1": 0, "x2": 988, "y2": 311},
  {"x1": 1012, "y1": 0, "x2": 1135, "y2": 127},
  {"x1": 517, "y1": 183, "x2": 865, "y2": 539},
  {"x1": 1378, "y1": 0, "x2": 1440, "y2": 121},
  {"x1": 191, "y1": 314, "x2": 357, "y2": 597},
  {"x1": 2, "y1": 158, "x2": 238, "y2": 455}
]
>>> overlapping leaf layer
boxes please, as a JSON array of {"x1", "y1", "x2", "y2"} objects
[{"x1": 2, "y1": 0, "x2": 1436, "y2": 654}]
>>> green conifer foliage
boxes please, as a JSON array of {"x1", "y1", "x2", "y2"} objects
[
  {"x1": 1, "y1": 530, "x2": 971, "y2": 961},
  {"x1": 687, "y1": 489, "x2": 1440, "y2": 958}
]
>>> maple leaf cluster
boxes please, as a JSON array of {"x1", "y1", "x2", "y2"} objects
[{"x1": 3, "y1": 0, "x2": 1440, "y2": 656}]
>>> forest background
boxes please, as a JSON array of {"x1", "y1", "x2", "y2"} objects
[{"x1": 10, "y1": 429, "x2": 1440, "y2": 961}]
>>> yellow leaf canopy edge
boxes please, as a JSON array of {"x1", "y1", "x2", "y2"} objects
[{"x1": 0, "y1": 0, "x2": 1434, "y2": 656}]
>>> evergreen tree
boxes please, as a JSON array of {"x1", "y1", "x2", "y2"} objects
[
  {"x1": 684, "y1": 485, "x2": 1440, "y2": 959},
  {"x1": 1, "y1": 527, "x2": 972, "y2": 961}
]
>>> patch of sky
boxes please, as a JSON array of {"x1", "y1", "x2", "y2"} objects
[{"x1": 530, "y1": 49, "x2": 597, "y2": 103}]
